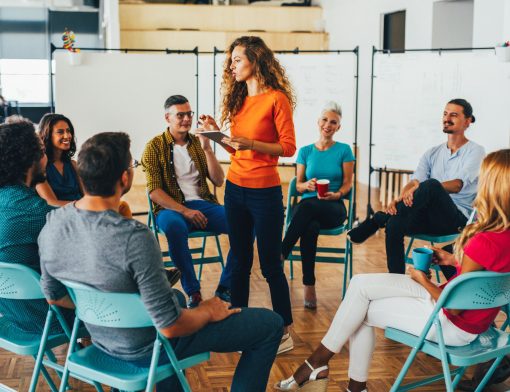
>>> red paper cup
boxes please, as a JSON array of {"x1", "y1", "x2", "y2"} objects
[{"x1": 316, "y1": 179, "x2": 330, "y2": 197}]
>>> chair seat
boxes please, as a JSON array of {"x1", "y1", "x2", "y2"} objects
[
  {"x1": 385, "y1": 326, "x2": 510, "y2": 367},
  {"x1": 411, "y1": 233, "x2": 459, "y2": 243},
  {"x1": 319, "y1": 224, "x2": 348, "y2": 236},
  {"x1": 0, "y1": 318, "x2": 68, "y2": 355},
  {"x1": 188, "y1": 230, "x2": 218, "y2": 238},
  {"x1": 66, "y1": 345, "x2": 210, "y2": 391}
]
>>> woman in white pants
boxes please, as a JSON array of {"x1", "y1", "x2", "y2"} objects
[{"x1": 275, "y1": 149, "x2": 510, "y2": 392}]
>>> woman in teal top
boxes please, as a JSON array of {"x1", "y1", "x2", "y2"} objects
[{"x1": 281, "y1": 102, "x2": 355, "y2": 309}]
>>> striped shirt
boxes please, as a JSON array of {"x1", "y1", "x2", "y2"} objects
[{"x1": 141, "y1": 129, "x2": 217, "y2": 215}]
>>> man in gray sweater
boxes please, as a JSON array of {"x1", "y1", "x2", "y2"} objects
[{"x1": 38, "y1": 132, "x2": 283, "y2": 392}]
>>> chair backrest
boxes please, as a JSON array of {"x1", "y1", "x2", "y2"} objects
[
  {"x1": 437, "y1": 271, "x2": 510, "y2": 310},
  {"x1": 61, "y1": 280, "x2": 154, "y2": 329},
  {"x1": 0, "y1": 262, "x2": 45, "y2": 300},
  {"x1": 285, "y1": 176, "x2": 355, "y2": 230},
  {"x1": 146, "y1": 190, "x2": 159, "y2": 238}
]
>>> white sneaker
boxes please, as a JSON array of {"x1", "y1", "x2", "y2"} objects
[{"x1": 277, "y1": 333, "x2": 294, "y2": 355}]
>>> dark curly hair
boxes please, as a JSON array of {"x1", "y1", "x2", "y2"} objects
[
  {"x1": 38, "y1": 113, "x2": 77, "y2": 162},
  {"x1": 0, "y1": 121, "x2": 43, "y2": 187}
]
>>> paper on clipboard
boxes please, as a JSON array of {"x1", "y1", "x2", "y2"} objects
[{"x1": 197, "y1": 130, "x2": 237, "y2": 153}]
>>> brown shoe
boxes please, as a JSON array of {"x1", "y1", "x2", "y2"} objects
[{"x1": 187, "y1": 292, "x2": 203, "y2": 309}]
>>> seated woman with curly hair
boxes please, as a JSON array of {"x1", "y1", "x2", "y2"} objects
[{"x1": 36, "y1": 113, "x2": 132, "y2": 217}]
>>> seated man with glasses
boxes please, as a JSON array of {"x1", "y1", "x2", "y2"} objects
[{"x1": 142, "y1": 95, "x2": 234, "y2": 308}]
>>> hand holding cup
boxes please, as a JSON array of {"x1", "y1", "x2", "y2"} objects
[
  {"x1": 316, "y1": 179, "x2": 330, "y2": 198},
  {"x1": 412, "y1": 247, "x2": 433, "y2": 272}
]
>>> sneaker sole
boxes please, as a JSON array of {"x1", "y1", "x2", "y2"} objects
[
  {"x1": 277, "y1": 345, "x2": 294, "y2": 355},
  {"x1": 346, "y1": 234, "x2": 362, "y2": 245}
]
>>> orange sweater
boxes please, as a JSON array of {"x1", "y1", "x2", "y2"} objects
[{"x1": 227, "y1": 90, "x2": 296, "y2": 188}]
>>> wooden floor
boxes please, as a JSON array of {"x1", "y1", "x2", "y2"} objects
[{"x1": 2, "y1": 183, "x2": 510, "y2": 391}]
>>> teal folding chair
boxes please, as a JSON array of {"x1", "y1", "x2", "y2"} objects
[
  {"x1": 386, "y1": 271, "x2": 510, "y2": 392},
  {"x1": 58, "y1": 280, "x2": 210, "y2": 392},
  {"x1": 405, "y1": 209, "x2": 477, "y2": 282},
  {"x1": 0, "y1": 262, "x2": 73, "y2": 392},
  {"x1": 146, "y1": 191, "x2": 225, "y2": 281},
  {"x1": 284, "y1": 177, "x2": 354, "y2": 298}
]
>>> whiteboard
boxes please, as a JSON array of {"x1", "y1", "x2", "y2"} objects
[
  {"x1": 55, "y1": 51, "x2": 197, "y2": 160},
  {"x1": 372, "y1": 51, "x2": 510, "y2": 171},
  {"x1": 213, "y1": 53, "x2": 357, "y2": 163}
]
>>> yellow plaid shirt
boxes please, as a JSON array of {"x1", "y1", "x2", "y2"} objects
[{"x1": 141, "y1": 129, "x2": 218, "y2": 215}]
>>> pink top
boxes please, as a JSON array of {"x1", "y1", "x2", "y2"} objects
[{"x1": 442, "y1": 229, "x2": 510, "y2": 334}]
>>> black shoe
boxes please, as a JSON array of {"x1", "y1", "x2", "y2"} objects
[
  {"x1": 457, "y1": 355, "x2": 510, "y2": 391},
  {"x1": 373, "y1": 211, "x2": 390, "y2": 228},
  {"x1": 347, "y1": 217, "x2": 379, "y2": 244},
  {"x1": 187, "y1": 291, "x2": 203, "y2": 309},
  {"x1": 164, "y1": 268, "x2": 181, "y2": 287},
  {"x1": 215, "y1": 285, "x2": 231, "y2": 303}
]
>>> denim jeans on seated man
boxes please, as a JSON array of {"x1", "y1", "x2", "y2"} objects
[
  {"x1": 156, "y1": 199, "x2": 233, "y2": 297},
  {"x1": 126, "y1": 291, "x2": 282, "y2": 392}
]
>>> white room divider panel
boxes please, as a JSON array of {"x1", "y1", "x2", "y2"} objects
[
  {"x1": 55, "y1": 51, "x2": 196, "y2": 160},
  {"x1": 213, "y1": 52, "x2": 358, "y2": 163},
  {"x1": 372, "y1": 50, "x2": 510, "y2": 171}
]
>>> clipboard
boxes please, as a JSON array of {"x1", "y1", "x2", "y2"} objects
[{"x1": 197, "y1": 130, "x2": 237, "y2": 154}]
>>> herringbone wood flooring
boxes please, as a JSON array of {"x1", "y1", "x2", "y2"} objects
[{"x1": 2, "y1": 181, "x2": 510, "y2": 391}]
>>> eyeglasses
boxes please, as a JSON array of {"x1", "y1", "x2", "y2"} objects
[
  {"x1": 173, "y1": 111, "x2": 195, "y2": 120},
  {"x1": 129, "y1": 159, "x2": 139, "y2": 169}
]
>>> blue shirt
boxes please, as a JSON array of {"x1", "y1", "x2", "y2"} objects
[
  {"x1": 0, "y1": 185, "x2": 65, "y2": 334},
  {"x1": 410, "y1": 141, "x2": 485, "y2": 218},
  {"x1": 46, "y1": 160, "x2": 82, "y2": 201},
  {"x1": 296, "y1": 142, "x2": 355, "y2": 200}
]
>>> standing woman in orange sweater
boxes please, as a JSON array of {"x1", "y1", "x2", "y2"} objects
[{"x1": 202, "y1": 36, "x2": 296, "y2": 353}]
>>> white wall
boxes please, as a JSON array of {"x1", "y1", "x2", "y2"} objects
[{"x1": 473, "y1": 0, "x2": 510, "y2": 46}]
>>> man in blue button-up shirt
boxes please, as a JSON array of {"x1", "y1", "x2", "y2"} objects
[{"x1": 349, "y1": 99, "x2": 485, "y2": 273}]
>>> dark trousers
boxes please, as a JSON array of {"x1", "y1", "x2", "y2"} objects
[
  {"x1": 384, "y1": 179, "x2": 468, "y2": 274},
  {"x1": 128, "y1": 290, "x2": 283, "y2": 392},
  {"x1": 281, "y1": 197, "x2": 347, "y2": 285},
  {"x1": 224, "y1": 180, "x2": 293, "y2": 326}
]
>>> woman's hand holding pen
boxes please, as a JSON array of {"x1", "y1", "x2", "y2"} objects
[{"x1": 197, "y1": 114, "x2": 220, "y2": 131}]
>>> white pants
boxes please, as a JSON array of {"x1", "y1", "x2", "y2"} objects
[{"x1": 321, "y1": 273, "x2": 477, "y2": 382}]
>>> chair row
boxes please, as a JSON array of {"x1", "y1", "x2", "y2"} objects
[
  {"x1": 146, "y1": 176, "x2": 473, "y2": 298},
  {"x1": 0, "y1": 262, "x2": 208, "y2": 392}
]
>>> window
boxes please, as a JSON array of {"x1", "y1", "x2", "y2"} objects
[
  {"x1": 383, "y1": 10, "x2": 406, "y2": 53},
  {"x1": 0, "y1": 59, "x2": 50, "y2": 103}
]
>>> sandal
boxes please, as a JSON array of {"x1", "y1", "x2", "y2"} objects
[{"x1": 274, "y1": 360, "x2": 329, "y2": 391}]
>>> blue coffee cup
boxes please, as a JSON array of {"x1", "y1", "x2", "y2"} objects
[{"x1": 412, "y1": 247, "x2": 433, "y2": 272}]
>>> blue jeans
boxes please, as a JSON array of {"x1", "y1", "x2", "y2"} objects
[
  {"x1": 129, "y1": 290, "x2": 283, "y2": 392},
  {"x1": 156, "y1": 200, "x2": 234, "y2": 295},
  {"x1": 224, "y1": 180, "x2": 293, "y2": 326}
]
